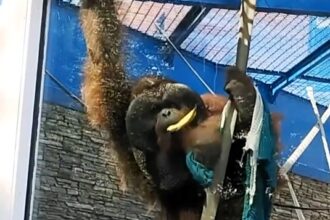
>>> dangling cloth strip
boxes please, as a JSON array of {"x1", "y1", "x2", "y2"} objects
[{"x1": 242, "y1": 87, "x2": 278, "y2": 220}]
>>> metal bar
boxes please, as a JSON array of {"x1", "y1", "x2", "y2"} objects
[
  {"x1": 152, "y1": 3, "x2": 176, "y2": 37},
  {"x1": 169, "y1": 6, "x2": 211, "y2": 46},
  {"x1": 301, "y1": 75, "x2": 330, "y2": 84},
  {"x1": 138, "y1": 0, "x2": 330, "y2": 17},
  {"x1": 283, "y1": 173, "x2": 306, "y2": 220},
  {"x1": 306, "y1": 87, "x2": 330, "y2": 171},
  {"x1": 248, "y1": 69, "x2": 284, "y2": 77},
  {"x1": 280, "y1": 104, "x2": 330, "y2": 175},
  {"x1": 272, "y1": 40, "x2": 330, "y2": 95}
]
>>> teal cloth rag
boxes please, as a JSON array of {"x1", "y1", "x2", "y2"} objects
[
  {"x1": 242, "y1": 99, "x2": 278, "y2": 220},
  {"x1": 185, "y1": 97, "x2": 277, "y2": 220},
  {"x1": 186, "y1": 151, "x2": 214, "y2": 188}
]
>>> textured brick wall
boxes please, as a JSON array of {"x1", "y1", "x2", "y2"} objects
[
  {"x1": 271, "y1": 174, "x2": 330, "y2": 220},
  {"x1": 32, "y1": 103, "x2": 330, "y2": 220},
  {"x1": 32, "y1": 103, "x2": 157, "y2": 220}
]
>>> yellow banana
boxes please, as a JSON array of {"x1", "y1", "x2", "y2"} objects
[{"x1": 167, "y1": 106, "x2": 197, "y2": 132}]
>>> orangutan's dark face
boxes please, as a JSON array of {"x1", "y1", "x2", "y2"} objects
[
  {"x1": 124, "y1": 77, "x2": 209, "y2": 191},
  {"x1": 125, "y1": 77, "x2": 206, "y2": 153}
]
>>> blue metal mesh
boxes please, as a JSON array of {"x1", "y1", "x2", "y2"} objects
[
  {"x1": 283, "y1": 79, "x2": 330, "y2": 106},
  {"x1": 181, "y1": 9, "x2": 239, "y2": 65},
  {"x1": 304, "y1": 56, "x2": 330, "y2": 80},
  {"x1": 182, "y1": 10, "x2": 330, "y2": 72},
  {"x1": 247, "y1": 72, "x2": 280, "y2": 84},
  {"x1": 180, "y1": 9, "x2": 330, "y2": 106},
  {"x1": 252, "y1": 16, "x2": 330, "y2": 72},
  {"x1": 68, "y1": 0, "x2": 330, "y2": 106},
  {"x1": 117, "y1": 0, "x2": 191, "y2": 40},
  {"x1": 282, "y1": 55, "x2": 330, "y2": 107}
]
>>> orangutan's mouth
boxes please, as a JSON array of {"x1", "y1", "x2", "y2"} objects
[{"x1": 166, "y1": 106, "x2": 197, "y2": 132}]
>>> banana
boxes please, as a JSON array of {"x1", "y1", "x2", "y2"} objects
[{"x1": 167, "y1": 106, "x2": 197, "y2": 132}]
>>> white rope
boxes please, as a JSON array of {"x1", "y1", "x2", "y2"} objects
[
  {"x1": 280, "y1": 104, "x2": 330, "y2": 175},
  {"x1": 306, "y1": 86, "x2": 330, "y2": 171},
  {"x1": 283, "y1": 173, "x2": 306, "y2": 220},
  {"x1": 154, "y1": 23, "x2": 215, "y2": 95}
]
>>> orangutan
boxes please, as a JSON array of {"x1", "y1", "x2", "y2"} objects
[{"x1": 79, "y1": 1, "x2": 282, "y2": 219}]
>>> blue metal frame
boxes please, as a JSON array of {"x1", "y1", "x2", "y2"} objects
[
  {"x1": 271, "y1": 40, "x2": 330, "y2": 96},
  {"x1": 182, "y1": 49, "x2": 285, "y2": 78},
  {"x1": 170, "y1": 6, "x2": 211, "y2": 45},
  {"x1": 301, "y1": 75, "x2": 330, "y2": 84},
  {"x1": 141, "y1": 0, "x2": 330, "y2": 16}
]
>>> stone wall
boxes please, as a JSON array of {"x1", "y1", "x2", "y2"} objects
[
  {"x1": 31, "y1": 103, "x2": 330, "y2": 220},
  {"x1": 32, "y1": 103, "x2": 157, "y2": 220},
  {"x1": 271, "y1": 174, "x2": 330, "y2": 220}
]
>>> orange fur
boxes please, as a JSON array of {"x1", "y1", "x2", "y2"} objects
[
  {"x1": 200, "y1": 93, "x2": 283, "y2": 154},
  {"x1": 201, "y1": 93, "x2": 228, "y2": 116},
  {"x1": 80, "y1": 0, "x2": 156, "y2": 205}
]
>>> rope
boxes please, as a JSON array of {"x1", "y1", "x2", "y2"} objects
[
  {"x1": 283, "y1": 173, "x2": 306, "y2": 220},
  {"x1": 154, "y1": 23, "x2": 215, "y2": 95}
]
